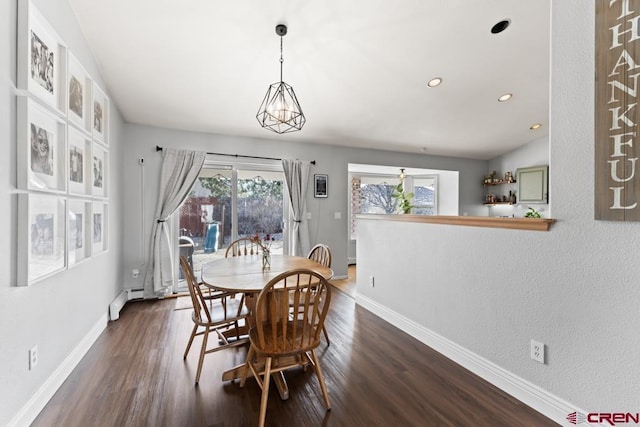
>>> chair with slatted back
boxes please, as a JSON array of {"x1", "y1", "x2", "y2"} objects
[
  {"x1": 225, "y1": 237, "x2": 265, "y2": 257},
  {"x1": 180, "y1": 256, "x2": 250, "y2": 385},
  {"x1": 240, "y1": 269, "x2": 332, "y2": 427},
  {"x1": 300, "y1": 244, "x2": 332, "y2": 344},
  {"x1": 307, "y1": 244, "x2": 332, "y2": 269}
]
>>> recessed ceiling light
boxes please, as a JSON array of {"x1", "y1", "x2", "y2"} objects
[
  {"x1": 427, "y1": 77, "x2": 442, "y2": 88},
  {"x1": 491, "y1": 19, "x2": 511, "y2": 34},
  {"x1": 530, "y1": 123, "x2": 542, "y2": 130},
  {"x1": 498, "y1": 93, "x2": 513, "y2": 102}
]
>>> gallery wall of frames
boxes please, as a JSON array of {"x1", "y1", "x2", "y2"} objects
[{"x1": 16, "y1": 2, "x2": 110, "y2": 286}]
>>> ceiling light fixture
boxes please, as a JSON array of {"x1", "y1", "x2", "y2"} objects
[
  {"x1": 498, "y1": 93, "x2": 513, "y2": 102},
  {"x1": 256, "y1": 24, "x2": 306, "y2": 134},
  {"x1": 530, "y1": 123, "x2": 542, "y2": 130},
  {"x1": 399, "y1": 168, "x2": 407, "y2": 181},
  {"x1": 427, "y1": 77, "x2": 442, "y2": 88}
]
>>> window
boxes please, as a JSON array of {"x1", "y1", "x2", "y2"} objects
[
  {"x1": 349, "y1": 174, "x2": 438, "y2": 239},
  {"x1": 411, "y1": 176, "x2": 438, "y2": 215},
  {"x1": 350, "y1": 173, "x2": 438, "y2": 239}
]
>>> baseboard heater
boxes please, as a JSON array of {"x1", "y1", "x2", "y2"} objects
[
  {"x1": 109, "y1": 289, "x2": 145, "y2": 320},
  {"x1": 108, "y1": 291, "x2": 128, "y2": 321}
]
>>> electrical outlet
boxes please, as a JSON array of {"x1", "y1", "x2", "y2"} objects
[
  {"x1": 530, "y1": 339, "x2": 545, "y2": 364},
  {"x1": 369, "y1": 276, "x2": 375, "y2": 287},
  {"x1": 131, "y1": 269, "x2": 140, "y2": 279},
  {"x1": 29, "y1": 345, "x2": 38, "y2": 370}
]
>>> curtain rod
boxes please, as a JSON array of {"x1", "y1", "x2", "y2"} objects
[{"x1": 155, "y1": 146, "x2": 315, "y2": 165}]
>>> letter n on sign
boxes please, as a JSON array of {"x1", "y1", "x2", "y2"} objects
[{"x1": 595, "y1": 0, "x2": 640, "y2": 221}]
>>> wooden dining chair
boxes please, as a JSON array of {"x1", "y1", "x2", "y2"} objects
[
  {"x1": 240, "y1": 269, "x2": 332, "y2": 427},
  {"x1": 307, "y1": 243, "x2": 332, "y2": 269},
  {"x1": 300, "y1": 243, "x2": 332, "y2": 345},
  {"x1": 180, "y1": 256, "x2": 250, "y2": 385},
  {"x1": 225, "y1": 237, "x2": 265, "y2": 257}
]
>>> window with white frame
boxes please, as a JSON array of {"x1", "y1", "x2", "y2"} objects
[{"x1": 350, "y1": 174, "x2": 437, "y2": 239}]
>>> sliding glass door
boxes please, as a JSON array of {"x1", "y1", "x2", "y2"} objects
[{"x1": 176, "y1": 159, "x2": 285, "y2": 285}]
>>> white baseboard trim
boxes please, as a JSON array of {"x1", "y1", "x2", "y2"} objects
[
  {"x1": 8, "y1": 313, "x2": 109, "y2": 427},
  {"x1": 356, "y1": 294, "x2": 591, "y2": 426}
]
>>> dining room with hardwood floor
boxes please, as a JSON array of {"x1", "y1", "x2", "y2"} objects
[
  {"x1": 6, "y1": 2, "x2": 639, "y2": 426},
  {"x1": 31, "y1": 268, "x2": 557, "y2": 427}
]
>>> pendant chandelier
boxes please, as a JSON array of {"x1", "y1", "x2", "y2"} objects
[{"x1": 256, "y1": 24, "x2": 306, "y2": 134}]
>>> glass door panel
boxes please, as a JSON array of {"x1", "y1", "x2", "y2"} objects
[
  {"x1": 236, "y1": 169, "x2": 284, "y2": 255},
  {"x1": 178, "y1": 166, "x2": 232, "y2": 280}
]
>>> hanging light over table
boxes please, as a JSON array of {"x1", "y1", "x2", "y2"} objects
[{"x1": 256, "y1": 24, "x2": 306, "y2": 134}]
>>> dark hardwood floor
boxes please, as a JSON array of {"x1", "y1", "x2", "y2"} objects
[{"x1": 33, "y1": 280, "x2": 557, "y2": 427}]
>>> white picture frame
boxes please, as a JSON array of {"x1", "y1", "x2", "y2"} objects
[
  {"x1": 68, "y1": 126, "x2": 91, "y2": 195},
  {"x1": 91, "y1": 142, "x2": 108, "y2": 198},
  {"x1": 67, "y1": 52, "x2": 92, "y2": 133},
  {"x1": 18, "y1": 193, "x2": 66, "y2": 286},
  {"x1": 92, "y1": 83, "x2": 109, "y2": 144},
  {"x1": 68, "y1": 198, "x2": 91, "y2": 266},
  {"x1": 17, "y1": 97, "x2": 67, "y2": 193},
  {"x1": 18, "y1": 1, "x2": 67, "y2": 115},
  {"x1": 92, "y1": 202, "x2": 108, "y2": 255}
]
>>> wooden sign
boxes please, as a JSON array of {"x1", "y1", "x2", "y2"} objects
[{"x1": 595, "y1": 0, "x2": 640, "y2": 220}]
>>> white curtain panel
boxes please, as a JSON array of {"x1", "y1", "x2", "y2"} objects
[
  {"x1": 282, "y1": 159, "x2": 311, "y2": 256},
  {"x1": 145, "y1": 148, "x2": 206, "y2": 296}
]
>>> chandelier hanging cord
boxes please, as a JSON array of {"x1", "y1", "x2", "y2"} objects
[{"x1": 279, "y1": 36, "x2": 284, "y2": 83}]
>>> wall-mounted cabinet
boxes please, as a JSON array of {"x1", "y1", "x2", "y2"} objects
[{"x1": 517, "y1": 165, "x2": 548, "y2": 203}]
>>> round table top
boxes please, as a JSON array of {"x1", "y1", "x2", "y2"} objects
[{"x1": 200, "y1": 254, "x2": 334, "y2": 293}]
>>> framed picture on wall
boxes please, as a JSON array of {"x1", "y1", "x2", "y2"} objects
[
  {"x1": 314, "y1": 174, "x2": 328, "y2": 198},
  {"x1": 17, "y1": 97, "x2": 67, "y2": 193},
  {"x1": 68, "y1": 126, "x2": 92, "y2": 195},
  {"x1": 91, "y1": 142, "x2": 108, "y2": 198},
  {"x1": 92, "y1": 83, "x2": 109, "y2": 144},
  {"x1": 67, "y1": 52, "x2": 92, "y2": 133},
  {"x1": 17, "y1": 193, "x2": 66, "y2": 286},
  {"x1": 17, "y1": 1, "x2": 67, "y2": 114},
  {"x1": 92, "y1": 202, "x2": 108, "y2": 255},
  {"x1": 68, "y1": 198, "x2": 91, "y2": 266}
]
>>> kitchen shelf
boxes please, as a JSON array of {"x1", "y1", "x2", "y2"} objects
[
  {"x1": 483, "y1": 202, "x2": 515, "y2": 206},
  {"x1": 483, "y1": 179, "x2": 516, "y2": 186}
]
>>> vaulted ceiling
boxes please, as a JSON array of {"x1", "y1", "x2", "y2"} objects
[{"x1": 68, "y1": 0, "x2": 550, "y2": 160}]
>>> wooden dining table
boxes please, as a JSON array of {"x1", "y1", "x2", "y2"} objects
[{"x1": 200, "y1": 254, "x2": 333, "y2": 398}]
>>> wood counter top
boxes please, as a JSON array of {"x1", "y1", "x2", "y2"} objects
[{"x1": 356, "y1": 214, "x2": 555, "y2": 231}]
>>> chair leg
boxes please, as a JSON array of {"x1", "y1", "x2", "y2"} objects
[
  {"x1": 310, "y1": 349, "x2": 331, "y2": 410},
  {"x1": 195, "y1": 326, "x2": 210, "y2": 385},
  {"x1": 184, "y1": 324, "x2": 199, "y2": 359},
  {"x1": 239, "y1": 345, "x2": 255, "y2": 388},
  {"x1": 322, "y1": 325, "x2": 330, "y2": 346},
  {"x1": 258, "y1": 357, "x2": 272, "y2": 427}
]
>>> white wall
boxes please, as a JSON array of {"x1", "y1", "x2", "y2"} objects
[
  {"x1": 487, "y1": 136, "x2": 550, "y2": 218},
  {"x1": 121, "y1": 123, "x2": 488, "y2": 291},
  {"x1": 0, "y1": 0, "x2": 124, "y2": 424},
  {"x1": 357, "y1": 0, "x2": 639, "y2": 419}
]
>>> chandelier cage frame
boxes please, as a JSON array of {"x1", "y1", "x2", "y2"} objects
[{"x1": 256, "y1": 24, "x2": 306, "y2": 134}]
